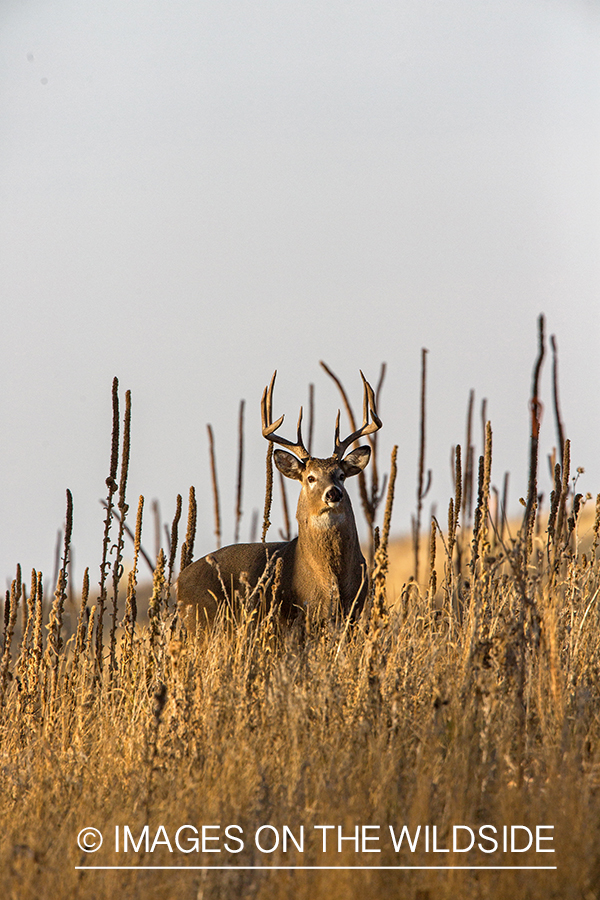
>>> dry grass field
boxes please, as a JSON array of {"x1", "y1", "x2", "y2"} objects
[{"x1": 1, "y1": 330, "x2": 599, "y2": 900}]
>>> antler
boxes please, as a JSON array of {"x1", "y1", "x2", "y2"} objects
[
  {"x1": 261, "y1": 371, "x2": 310, "y2": 461},
  {"x1": 333, "y1": 370, "x2": 382, "y2": 459}
]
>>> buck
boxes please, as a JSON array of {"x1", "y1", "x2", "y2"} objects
[{"x1": 176, "y1": 371, "x2": 382, "y2": 630}]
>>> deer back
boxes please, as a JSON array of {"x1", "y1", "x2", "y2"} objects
[{"x1": 176, "y1": 540, "x2": 295, "y2": 629}]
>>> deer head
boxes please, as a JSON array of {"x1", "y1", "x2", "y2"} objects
[{"x1": 261, "y1": 370, "x2": 382, "y2": 527}]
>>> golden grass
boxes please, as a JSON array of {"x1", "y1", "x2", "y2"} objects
[
  {"x1": 1, "y1": 502, "x2": 600, "y2": 898},
  {"x1": 1, "y1": 350, "x2": 600, "y2": 899}
]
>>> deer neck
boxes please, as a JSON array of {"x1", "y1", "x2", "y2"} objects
[{"x1": 296, "y1": 497, "x2": 361, "y2": 581}]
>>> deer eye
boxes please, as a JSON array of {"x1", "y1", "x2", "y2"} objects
[
  {"x1": 338, "y1": 473, "x2": 346, "y2": 481},
  {"x1": 307, "y1": 475, "x2": 317, "y2": 484}
]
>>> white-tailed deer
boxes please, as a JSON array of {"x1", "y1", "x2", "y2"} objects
[{"x1": 176, "y1": 371, "x2": 382, "y2": 631}]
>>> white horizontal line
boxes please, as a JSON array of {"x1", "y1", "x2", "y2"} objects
[{"x1": 75, "y1": 865, "x2": 557, "y2": 871}]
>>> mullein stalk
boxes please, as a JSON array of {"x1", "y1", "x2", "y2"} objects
[
  {"x1": 0, "y1": 570, "x2": 20, "y2": 709},
  {"x1": 180, "y1": 486, "x2": 197, "y2": 571},
  {"x1": 234, "y1": 400, "x2": 245, "y2": 544},
  {"x1": 371, "y1": 446, "x2": 398, "y2": 620},
  {"x1": 96, "y1": 377, "x2": 120, "y2": 676},
  {"x1": 123, "y1": 496, "x2": 144, "y2": 666},
  {"x1": 523, "y1": 314, "x2": 545, "y2": 564},
  {"x1": 167, "y1": 494, "x2": 182, "y2": 597},
  {"x1": 207, "y1": 424, "x2": 221, "y2": 549},
  {"x1": 262, "y1": 443, "x2": 274, "y2": 542},
  {"x1": 45, "y1": 490, "x2": 73, "y2": 706},
  {"x1": 110, "y1": 390, "x2": 131, "y2": 678}
]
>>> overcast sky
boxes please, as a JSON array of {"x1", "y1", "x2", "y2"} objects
[{"x1": 1, "y1": 0, "x2": 599, "y2": 592}]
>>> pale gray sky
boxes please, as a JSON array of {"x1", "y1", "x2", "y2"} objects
[{"x1": 1, "y1": 0, "x2": 599, "y2": 590}]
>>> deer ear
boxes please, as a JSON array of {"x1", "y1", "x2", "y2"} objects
[
  {"x1": 341, "y1": 445, "x2": 371, "y2": 477},
  {"x1": 273, "y1": 449, "x2": 306, "y2": 481}
]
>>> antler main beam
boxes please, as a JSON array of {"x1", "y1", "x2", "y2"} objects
[
  {"x1": 332, "y1": 370, "x2": 382, "y2": 460},
  {"x1": 261, "y1": 371, "x2": 310, "y2": 461}
]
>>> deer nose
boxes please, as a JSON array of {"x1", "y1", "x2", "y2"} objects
[{"x1": 325, "y1": 486, "x2": 343, "y2": 505}]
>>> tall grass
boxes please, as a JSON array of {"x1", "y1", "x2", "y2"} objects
[{"x1": 1, "y1": 330, "x2": 599, "y2": 900}]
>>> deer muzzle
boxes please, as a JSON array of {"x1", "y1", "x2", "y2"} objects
[{"x1": 324, "y1": 486, "x2": 343, "y2": 506}]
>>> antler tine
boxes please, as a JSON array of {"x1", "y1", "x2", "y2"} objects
[
  {"x1": 261, "y1": 371, "x2": 310, "y2": 460},
  {"x1": 333, "y1": 371, "x2": 382, "y2": 459},
  {"x1": 261, "y1": 372, "x2": 283, "y2": 435},
  {"x1": 295, "y1": 406, "x2": 305, "y2": 447},
  {"x1": 266, "y1": 370, "x2": 276, "y2": 425},
  {"x1": 360, "y1": 369, "x2": 369, "y2": 424},
  {"x1": 333, "y1": 409, "x2": 341, "y2": 448}
]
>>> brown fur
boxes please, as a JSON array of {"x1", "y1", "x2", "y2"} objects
[{"x1": 176, "y1": 452, "x2": 369, "y2": 631}]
